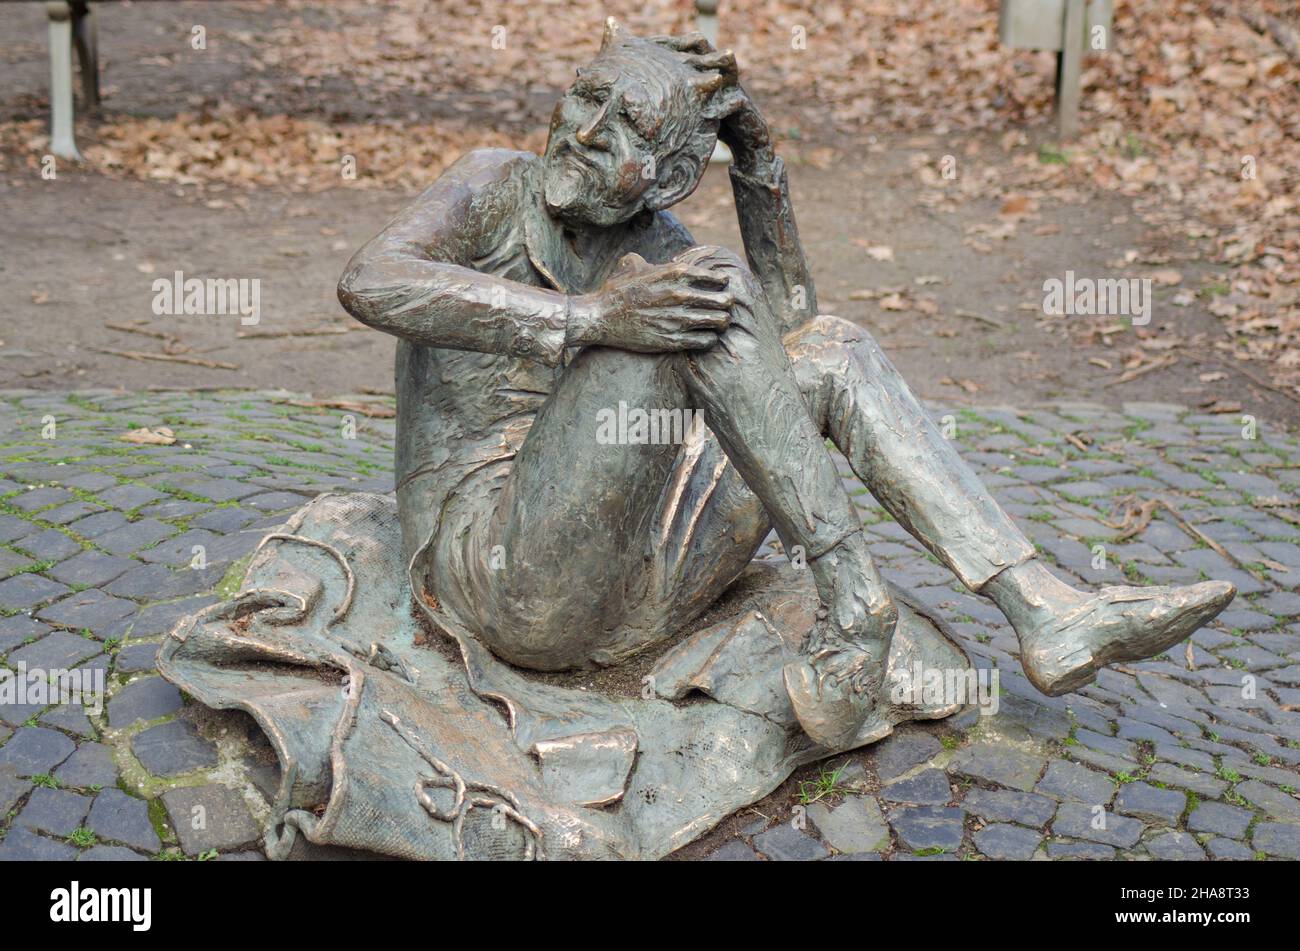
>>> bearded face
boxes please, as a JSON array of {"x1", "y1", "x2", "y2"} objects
[{"x1": 542, "y1": 37, "x2": 717, "y2": 228}]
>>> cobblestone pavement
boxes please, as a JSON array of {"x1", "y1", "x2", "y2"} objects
[{"x1": 1, "y1": 390, "x2": 1299, "y2": 861}]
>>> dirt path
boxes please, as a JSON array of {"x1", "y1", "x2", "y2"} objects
[
  {"x1": 4, "y1": 145, "x2": 1293, "y2": 430},
  {"x1": 1, "y1": 1, "x2": 1294, "y2": 430}
]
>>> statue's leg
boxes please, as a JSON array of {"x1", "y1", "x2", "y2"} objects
[
  {"x1": 457, "y1": 248, "x2": 901, "y2": 750},
  {"x1": 422, "y1": 308, "x2": 828, "y2": 675},
  {"x1": 786, "y1": 315, "x2": 1037, "y2": 590},
  {"x1": 786, "y1": 315, "x2": 1237, "y2": 696},
  {"x1": 662, "y1": 246, "x2": 901, "y2": 749},
  {"x1": 457, "y1": 341, "x2": 695, "y2": 671}
]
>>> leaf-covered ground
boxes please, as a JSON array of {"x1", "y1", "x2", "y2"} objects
[{"x1": 0, "y1": 0, "x2": 1296, "y2": 405}]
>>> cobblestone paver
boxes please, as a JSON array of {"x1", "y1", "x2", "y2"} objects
[
  {"x1": 1, "y1": 391, "x2": 1299, "y2": 861},
  {"x1": 0, "y1": 389, "x2": 392, "y2": 861}
]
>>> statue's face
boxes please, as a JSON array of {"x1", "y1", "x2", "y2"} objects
[{"x1": 543, "y1": 55, "x2": 701, "y2": 228}]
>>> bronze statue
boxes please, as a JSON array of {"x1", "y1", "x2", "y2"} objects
[
  {"x1": 335, "y1": 21, "x2": 1233, "y2": 746},
  {"x1": 160, "y1": 22, "x2": 1235, "y2": 859}
]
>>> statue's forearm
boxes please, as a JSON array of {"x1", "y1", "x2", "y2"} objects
[
  {"x1": 729, "y1": 155, "x2": 818, "y2": 334},
  {"x1": 338, "y1": 250, "x2": 578, "y2": 366}
]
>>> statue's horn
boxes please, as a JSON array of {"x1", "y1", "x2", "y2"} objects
[{"x1": 601, "y1": 17, "x2": 623, "y2": 51}]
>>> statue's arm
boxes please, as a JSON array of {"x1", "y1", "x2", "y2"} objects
[
  {"x1": 721, "y1": 96, "x2": 819, "y2": 334},
  {"x1": 337, "y1": 150, "x2": 580, "y2": 367}
]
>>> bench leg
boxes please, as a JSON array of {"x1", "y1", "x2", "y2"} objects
[
  {"x1": 1056, "y1": 0, "x2": 1085, "y2": 139},
  {"x1": 45, "y1": 1, "x2": 81, "y2": 160},
  {"x1": 71, "y1": 0, "x2": 99, "y2": 109}
]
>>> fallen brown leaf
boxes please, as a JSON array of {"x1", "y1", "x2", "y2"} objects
[{"x1": 120, "y1": 427, "x2": 176, "y2": 446}]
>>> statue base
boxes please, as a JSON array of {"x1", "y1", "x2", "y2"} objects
[{"x1": 160, "y1": 492, "x2": 969, "y2": 860}]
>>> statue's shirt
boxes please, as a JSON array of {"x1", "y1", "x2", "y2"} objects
[{"x1": 380, "y1": 150, "x2": 692, "y2": 560}]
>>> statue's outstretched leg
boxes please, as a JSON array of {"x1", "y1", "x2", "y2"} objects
[{"x1": 786, "y1": 315, "x2": 1236, "y2": 697}]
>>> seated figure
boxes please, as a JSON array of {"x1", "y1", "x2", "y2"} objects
[{"x1": 337, "y1": 21, "x2": 1234, "y2": 751}]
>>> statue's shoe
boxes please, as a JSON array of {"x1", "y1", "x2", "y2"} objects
[
  {"x1": 782, "y1": 647, "x2": 881, "y2": 751},
  {"x1": 1020, "y1": 580, "x2": 1236, "y2": 696}
]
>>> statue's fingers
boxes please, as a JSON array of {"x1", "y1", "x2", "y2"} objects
[
  {"x1": 683, "y1": 50, "x2": 738, "y2": 81},
  {"x1": 675, "y1": 290, "x2": 734, "y2": 314},
  {"x1": 682, "y1": 309, "x2": 731, "y2": 330},
  {"x1": 675, "y1": 331, "x2": 721, "y2": 349},
  {"x1": 648, "y1": 33, "x2": 714, "y2": 54},
  {"x1": 673, "y1": 265, "x2": 730, "y2": 290},
  {"x1": 615, "y1": 251, "x2": 650, "y2": 274}
]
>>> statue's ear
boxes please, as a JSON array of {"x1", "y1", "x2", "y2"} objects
[{"x1": 642, "y1": 151, "x2": 706, "y2": 212}]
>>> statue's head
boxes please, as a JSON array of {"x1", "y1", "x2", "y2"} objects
[{"x1": 542, "y1": 19, "x2": 738, "y2": 227}]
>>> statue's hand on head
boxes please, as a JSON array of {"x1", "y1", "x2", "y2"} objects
[
  {"x1": 717, "y1": 89, "x2": 774, "y2": 173},
  {"x1": 647, "y1": 32, "x2": 773, "y2": 173},
  {"x1": 566, "y1": 253, "x2": 733, "y2": 353}
]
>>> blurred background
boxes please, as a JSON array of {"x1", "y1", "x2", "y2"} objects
[{"x1": 1, "y1": 0, "x2": 1297, "y2": 426}]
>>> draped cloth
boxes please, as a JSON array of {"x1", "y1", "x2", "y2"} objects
[{"x1": 159, "y1": 492, "x2": 968, "y2": 860}]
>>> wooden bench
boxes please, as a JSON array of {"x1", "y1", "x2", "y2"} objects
[{"x1": 999, "y1": 0, "x2": 1112, "y2": 138}]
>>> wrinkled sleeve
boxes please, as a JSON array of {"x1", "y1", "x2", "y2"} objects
[
  {"x1": 337, "y1": 151, "x2": 571, "y2": 366},
  {"x1": 728, "y1": 155, "x2": 819, "y2": 335}
]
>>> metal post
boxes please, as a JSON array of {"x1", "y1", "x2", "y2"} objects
[
  {"x1": 695, "y1": 0, "x2": 732, "y2": 165},
  {"x1": 71, "y1": 0, "x2": 99, "y2": 109},
  {"x1": 1056, "y1": 0, "x2": 1084, "y2": 139},
  {"x1": 45, "y1": 1, "x2": 81, "y2": 160}
]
